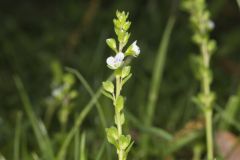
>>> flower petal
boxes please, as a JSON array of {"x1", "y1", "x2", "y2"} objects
[
  {"x1": 132, "y1": 41, "x2": 140, "y2": 56},
  {"x1": 115, "y1": 52, "x2": 125, "y2": 62},
  {"x1": 106, "y1": 56, "x2": 115, "y2": 68}
]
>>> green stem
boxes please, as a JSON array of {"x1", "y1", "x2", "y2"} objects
[
  {"x1": 201, "y1": 40, "x2": 214, "y2": 160},
  {"x1": 205, "y1": 110, "x2": 213, "y2": 160},
  {"x1": 115, "y1": 76, "x2": 124, "y2": 160}
]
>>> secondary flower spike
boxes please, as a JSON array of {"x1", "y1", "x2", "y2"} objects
[{"x1": 106, "y1": 52, "x2": 125, "y2": 69}]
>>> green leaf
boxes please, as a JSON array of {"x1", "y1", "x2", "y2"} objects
[
  {"x1": 116, "y1": 96, "x2": 124, "y2": 112},
  {"x1": 122, "y1": 66, "x2": 131, "y2": 78},
  {"x1": 119, "y1": 135, "x2": 131, "y2": 150},
  {"x1": 101, "y1": 90, "x2": 113, "y2": 100},
  {"x1": 123, "y1": 21, "x2": 131, "y2": 31},
  {"x1": 106, "y1": 38, "x2": 117, "y2": 52},
  {"x1": 63, "y1": 73, "x2": 75, "y2": 86},
  {"x1": 120, "y1": 113, "x2": 125, "y2": 125},
  {"x1": 106, "y1": 127, "x2": 119, "y2": 146},
  {"x1": 122, "y1": 73, "x2": 132, "y2": 85},
  {"x1": 208, "y1": 40, "x2": 217, "y2": 54},
  {"x1": 102, "y1": 81, "x2": 114, "y2": 93},
  {"x1": 123, "y1": 141, "x2": 134, "y2": 160}
]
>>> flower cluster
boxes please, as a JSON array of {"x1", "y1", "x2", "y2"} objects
[{"x1": 106, "y1": 11, "x2": 140, "y2": 70}]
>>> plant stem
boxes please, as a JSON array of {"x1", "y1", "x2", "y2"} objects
[
  {"x1": 201, "y1": 40, "x2": 214, "y2": 160},
  {"x1": 205, "y1": 110, "x2": 213, "y2": 160},
  {"x1": 115, "y1": 76, "x2": 124, "y2": 160}
]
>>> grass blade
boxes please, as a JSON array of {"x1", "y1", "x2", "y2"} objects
[
  {"x1": 165, "y1": 131, "x2": 202, "y2": 156},
  {"x1": 14, "y1": 77, "x2": 55, "y2": 160},
  {"x1": 126, "y1": 111, "x2": 173, "y2": 141},
  {"x1": 66, "y1": 67, "x2": 107, "y2": 129},
  {"x1": 74, "y1": 126, "x2": 80, "y2": 160},
  {"x1": 237, "y1": 0, "x2": 240, "y2": 9},
  {"x1": 141, "y1": 14, "x2": 176, "y2": 153},
  {"x1": 14, "y1": 112, "x2": 22, "y2": 160},
  {"x1": 96, "y1": 142, "x2": 106, "y2": 160}
]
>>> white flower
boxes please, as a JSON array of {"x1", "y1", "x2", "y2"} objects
[
  {"x1": 207, "y1": 20, "x2": 215, "y2": 30},
  {"x1": 106, "y1": 52, "x2": 125, "y2": 69},
  {"x1": 125, "y1": 40, "x2": 140, "y2": 57},
  {"x1": 132, "y1": 41, "x2": 140, "y2": 56}
]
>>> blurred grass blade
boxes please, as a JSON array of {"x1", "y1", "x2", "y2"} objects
[
  {"x1": 14, "y1": 77, "x2": 55, "y2": 160},
  {"x1": 126, "y1": 111, "x2": 173, "y2": 141},
  {"x1": 165, "y1": 131, "x2": 202, "y2": 156},
  {"x1": 237, "y1": 0, "x2": 240, "y2": 8},
  {"x1": 0, "y1": 154, "x2": 6, "y2": 160},
  {"x1": 215, "y1": 105, "x2": 240, "y2": 131},
  {"x1": 66, "y1": 67, "x2": 111, "y2": 160},
  {"x1": 74, "y1": 126, "x2": 80, "y2": 160},
  {"x1": 142, "y1": 14, "x2": 176, "y2": 151},
  {"x1": 80, "y1": 132, "x2": 86, "y2": 160},
  {"x1": 219, "y1": 93, "x2": 239, "y2": 130},
  {"x1": 14, "y1": 112, "x2": 22, "y2": 160},
  {"x1": 145, "y1": 13, "x2": 176, "y2": 127},
  {"x1": 96, "y1": 142, "x2": 106, "y2": 160},
  {"x1": 32, "y1": 153, "x2": 40, "y2": 160},
  {"x1": 66, "y1": 67, "x2": 107, "y2": 129}
]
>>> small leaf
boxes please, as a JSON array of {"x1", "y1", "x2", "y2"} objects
[
  {"x1": 119, "y1": 135, "x2": 131, "y2": 150},
  {"x1": 101, "y1": 90, "x2": 113, "y2": 100},
  {"x1": 116, "y1": 96, "x2": 124, "y2": 112},
  {"x1": 69, "y1": 90, "x2": 78, "y2": 99},
  {"x1": 106, "y1": 127, "x2": 119, "y2": 147},
  {"x1": 63, "y1": 73, "x2": 75, "y2": 86},
  {"x1": 123, "y1": 21, "x2": 131, "y2": 31},
  {"x1": 123, "y1": 141, "x2": 134, "y2": 160},
  {"x1": 208, "y1": 40, "x2": 217, "y2": 54},
  {"x1": 106, "y1": 38, "x2": 117, "y2": 52},
  {"x1": 102, "y1": 81, "x2": 114, "y2": 93},
  {"x1": 122, "y1": 73, "x2": 132, "y2": 85},
  {"x1": 122, "y1": 66, "x2": 131, "y2": 78},
  {"x1": 120, "y1": 113, "x2": 125, "y2": 125}
]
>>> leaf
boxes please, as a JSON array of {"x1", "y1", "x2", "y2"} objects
[
  {"x1": 122, "y1": 66, "x2": 131, "y2": 78},
  {"x1": 122, "y1": 73, "x2": 132, "y2": 85},
  {"x1": 106, "y1": 38, "x2": 117, "y2": 52},
  {"x1": 119, "y1": 135, "x2": 131, "y2": 150},
  {"x1": 106, "y1": 127, "x2": 119, "y2": 147},
  {"x1": 102, "y1": 81, "x2": 114, "y2": 93},
  {"x1": 116, "y1": 96, "x2": 124, "y2": 112},
  {"x1": 101, "y1": 90, "x2": 113, "y2": 100},
  {"x1": 120, "y1": 113, "x2": 125, "y2": 125},
  {"x1": 123, "y1": 141, "x2": 134, "y2": 160}
]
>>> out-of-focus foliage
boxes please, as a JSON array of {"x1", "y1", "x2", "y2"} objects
[{"x1": 0, "y1": 0, "x2": 240, "y2": 159}]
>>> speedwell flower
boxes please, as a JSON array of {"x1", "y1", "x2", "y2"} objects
[
  {"x1": 106, "y1": 52, "x2": 125, "y2": 69},
  {"x1": 125, "y1": 41, "x2": 140, "y2": 57}
]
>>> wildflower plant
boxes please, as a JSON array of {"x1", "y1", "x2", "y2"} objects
[
  {"x1": 182, "y1": 0, "x2": 217, "y2": 159},
  {"x1": 102, "y1": 10, "x2": 140, "y2": 160}
]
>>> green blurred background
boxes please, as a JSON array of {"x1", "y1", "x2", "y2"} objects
[{"x1": 0, "y1": 0, "x2": 240, "y2": 159}]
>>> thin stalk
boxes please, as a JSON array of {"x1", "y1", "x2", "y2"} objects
[
  {"x1": 115, "y1": 76, "x2": 124, "y2": 160},
  {"x1": 201, "y1": 39, "x2": 214, "y2": 160},
  {"x1": 205, "y1": 110, "x2": 213, "y2": 160}
]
